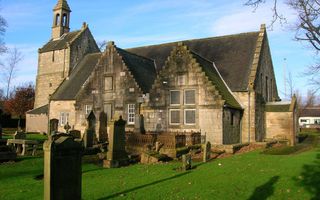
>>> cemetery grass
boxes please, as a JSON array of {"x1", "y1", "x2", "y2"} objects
[{"x1": 1, "y1": 142, "x2": 320, "y2": 199}]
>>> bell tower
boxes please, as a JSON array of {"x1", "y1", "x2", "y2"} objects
[{"x1": 52, "y1": 0, "x2": 71, "y2": 39}]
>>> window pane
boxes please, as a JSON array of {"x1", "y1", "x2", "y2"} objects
[
  {"x1": 185, "y1": 110, "x2": 195, "y2": 124},
  {"x1": 170, "y1": 91, "x2": 180, "y2": 105},
  {"x1": 85, "y1": 105, "x2": 92, "y2": 115},
  {"x1": 170, "y1": 110, "x2": 180, "y2": 124},
  {"x1": 128, "y1": 104, "x2": 135, "y2": 124},
  {"x1": 104, "y1": 104, "x2": 112, "y2": 120},
  {"x1": 185, "y1": 90, "x2": 195, "y2": 104},
  {"x1": 105, "y1": 76, "x2": 113, "y2": 91}
]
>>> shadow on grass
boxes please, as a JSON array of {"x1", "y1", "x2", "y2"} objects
[
  {"x1": 97, "y1": 171, "x2": 191, "y2": 200},
  {"x1": 247, "y1": 176, "x2": 279, "y2": 200},
  {"x1": 295, "y1": 152, "x2": 320, "y2": 200}
]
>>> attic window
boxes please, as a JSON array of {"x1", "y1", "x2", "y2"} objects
[
  {"x1": 129, "y1": 88, "x2": 135, "y2": 92},
  {"x1": 104, "y1": 76, "x2": 113, "y2": 91},
  {"x1": 178, "y1": 75, "x2": 185, "y2": 85}
]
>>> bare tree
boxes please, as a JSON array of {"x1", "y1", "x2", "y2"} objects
[
  {"x1": 305, "y1": 89, "x2": 317, "y2": 106},
  {"x1": 0, "y1": 7, "x2": 7, "y2": 55},
  {"x1": 97, "y1": 40, "x2": 107, "y2": 51},
  {"x1": 245, "y1": 0, "x2": 320, "y2": 88},
  {"x1": 2, "y1": 48, "x2": 23, "y2": 99}
]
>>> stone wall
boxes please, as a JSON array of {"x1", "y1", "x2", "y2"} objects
[
  {"x1": 143, "y1": 44, "x2": 230, "y2": 145},
  {"x1": 35, "y1": 48, "x2": 70, "y2": 108},
  {"x1": 49, "y1": 100, "x2": 76, "y2": 133},
  {"x1": 265, "y1": 112, "x2": 295, "y2": 145},
  {"x1": 26, "y1": 113, "x2": 48, "y2": 133},
  {"x1": 34, "y1": 27, "x2": 99, "y2": 109}
]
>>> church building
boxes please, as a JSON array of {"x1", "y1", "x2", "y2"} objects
[{"x1": 26, "y1": 0, "x2": 297, "y2": 146}]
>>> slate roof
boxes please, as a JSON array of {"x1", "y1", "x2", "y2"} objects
[
  {"x1": 51, "y1": 52, "x2": 101, "y2": 100},
  {"x1": 265, "y1": 102, "x2": 291, "y2": 112},
  {"x1": 116, "y1": 47, "x2": 156, "y2": 93},
  {"x1": 300, "y1": 107, "x2": 320, "y2": 117},
  {"x1": 191, "y1": 51, "x2": 242, "y2": 109},
  {"x1": 39, "y1": 30, "x2": 81, "y2": 53},
  {"x1": 27, "y1": 104, "x2": 48, "y2": 115},
  {"x1": 127, "y1": 32, "x2": 259, "y2": 91}
]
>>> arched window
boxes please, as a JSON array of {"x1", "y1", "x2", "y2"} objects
[
  {"x1": 62, "y1": 14, "x2": 67, "y2": 26},
  {"x1": 55, "y1": 14, "x2": 60, "y2": 26}
]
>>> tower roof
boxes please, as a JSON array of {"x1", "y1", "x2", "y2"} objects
[{"x1": 54, "y1": 0, "x2": 71, "y2": 11}]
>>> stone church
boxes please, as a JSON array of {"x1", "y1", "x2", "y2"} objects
[{"x1": 26, "y1": 0, "x2": 297, "y2": 146}]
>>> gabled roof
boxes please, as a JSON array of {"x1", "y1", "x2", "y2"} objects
[
  {"x1": 116, "y1": 47, "x2": 157, "y2": 93},
  {"x1": 51, "y1": 52, "x2": 101, "y2": 100},
  {"x1": 27, "y1": 104, "x2": 48, "y2": 115},
  {"x1": 191, "y1": 51, "x2": 242, "y2": 109},
  {"x1": 39, "y1": 30, "x2": 81, "y2": 53},
  {"x1": 127, "y1": 32, "x2": 259, "y2": 91},
  {"x1": 300, "y1": 107, "x2": 320, "y2": 117}
]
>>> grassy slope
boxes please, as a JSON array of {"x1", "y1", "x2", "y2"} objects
[
  {"x1": 0, "y1": 148, "x2": 319, "y2": 200},
  {"x1": 1, "y1": 131, "x2": 320, "y2": 200}
]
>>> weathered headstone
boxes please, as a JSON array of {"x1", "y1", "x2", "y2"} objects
[
  {"x1": 49, "y1": 119, "x2": 59, "y2": 135},
  {"x1": 134, "y1": 114, "x2": 146, "y2": 134},
  {"x1": 43, "y1": 136, "x2": 82, "y2": 200},
  {"x1": 103, "y1": 116, "x2": 128, "y2": 168},
  {"x1": 203, "y1": 141, "x2": 211, "y2": 162},
  {"x1": 98, "y1": 111, "x2": 108, "y2": 142},
  {"x1": 69, "y1": 130, "x2": 81, "y2": 139},
  {"x1": 84, "y1": 111, "x2": 96, "y2": 148},
  {"x1": 182, "y1": 154, "x2": 192, "y2": 171}
]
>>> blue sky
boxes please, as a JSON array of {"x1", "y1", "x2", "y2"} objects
[{"x1": 1, "y1": 0, "x2": 316, "y2": 100}]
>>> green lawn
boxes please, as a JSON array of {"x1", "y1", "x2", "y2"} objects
[{"x1": 1, "y1": 138, "x2": 320, "y2": 199}]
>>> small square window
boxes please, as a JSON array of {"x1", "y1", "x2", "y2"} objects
[
  {"x1": 170, "y1": 109, "x2": 180, "y2": 124},
  {"x1": 184, "y1": 109, "x2": 195, "y2": 125},
  {"x1": 184, "y1": 90, "x2": 195, "y2": 105},
  {"x1": 170, "y1": 90, "x2": 180, "y2": 105}
]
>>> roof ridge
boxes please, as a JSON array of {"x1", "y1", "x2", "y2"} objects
[
  {"x1": 116, "y1": 47, "x2": 155, "y2": 63},
  {"x1": 126, "y1": 31, "x2": 259, "y2": 50}
]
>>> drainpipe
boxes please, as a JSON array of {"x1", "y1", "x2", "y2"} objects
[{"x1": 248, "y1": 90, "x2": 251, "y2": 143}]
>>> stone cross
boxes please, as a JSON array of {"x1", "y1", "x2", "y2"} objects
[
  {"x1": 64, "y1": 122, "x2": 71, "y2": 133},
  {"x1": 43, "y1": 136, "x2": 82, "y2": 200}
]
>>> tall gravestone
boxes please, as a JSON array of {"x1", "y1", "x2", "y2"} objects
[
  {"x1": 84, "y1": 111, "x2": 95, "y2": 148},
  {"x1": 203, "y1": 141, "x2": 211, "y2": 162},
  {"x1": 99, "y1": 111, "x2": 108, "y2": 142},
  {"x1": 43, "y1": 136, "x2": 82, "y2": 200},
  {"x1": 103, "y1": 116, "x2": 128, "y2": 168}
]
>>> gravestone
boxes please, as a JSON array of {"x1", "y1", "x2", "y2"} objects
[
  {"x1": 43, "y1": 136, "x2": 82, "y2": 200},
  {"x1": 49, "y1": 119, "x2": 59, "y2": 135},
  {"x1": 134, "y1": 114, "x2": 146, "y2": 134},
  {"x1": 103, "y1": 116, "x2": 128, "y2": 168},
  {"x1": 69, "y1": 130, "x2": 81, "y2": 139},
  {"x1": 203, "y1": 141, "x2": 211, "y2": 162},
  {"x1": 84, "y1": 111, "x2": 96, "y2": 148},
  {"x1": 98, "y1": 111, "x2": 108, "y2": 142},
  {"x1": 182, "y1": 154, "x2": 192, "y2": 171}
]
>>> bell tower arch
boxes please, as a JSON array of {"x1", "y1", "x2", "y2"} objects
[{"x1": 52, "y1": 0, "x2": 71, "y2": 39}]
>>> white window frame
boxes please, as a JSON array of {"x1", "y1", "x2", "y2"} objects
[
  {"x1": 184, "y1": 89, "x2": 196, "y2": 105},
  {"x1": 169, "y1": 109, "x2": 181, "y2": 125},
  {"x1": 170, "y1": 90, "x2": 180, "y2": 105},
  {"x1": 184, "y1": 109, "x2": 196, "y2": 125},
  {"x1": 85, "y1": 105, "x2": 93, "y2": 115},
  {"x1": 59, "y1": 112, "x2": 69, "y2": 126},
  {"x1": 128, "y1": 104, "x2": 135, "y2": 125}
]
